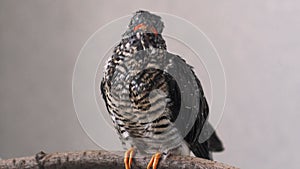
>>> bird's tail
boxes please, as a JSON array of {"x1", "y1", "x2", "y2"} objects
[
  {"x1": 190, "y1": 141, "x2": 211, "y2": 160},
  {"x1": 207, "y1": 131, "x2": 224, "y2": 152},
  {"x1": 191, "y1": 130, "x2": 224, "y2": 160}
]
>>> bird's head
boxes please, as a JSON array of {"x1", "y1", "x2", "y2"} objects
[{"x1": 123, "y1": 10, "x2": 164, "y2": 37}]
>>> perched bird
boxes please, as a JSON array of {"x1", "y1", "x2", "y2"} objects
[{"x1": 101, "y1": 10, "x2": 224, "y2": 169}]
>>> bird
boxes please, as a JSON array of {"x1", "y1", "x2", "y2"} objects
[{"x1": 100, "y1": 10, "x2": 224, "y2": 169}]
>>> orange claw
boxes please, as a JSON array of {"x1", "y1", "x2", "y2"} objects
[
  {"x1": 147, "y1": 152, "x2": 161, "y2": 169},
  {"x1": 129, "y1": 148, "x2": 134, "y2": 167},
  {"x1": 124, "y1": 148, "x2": 134, "y2": 169}
]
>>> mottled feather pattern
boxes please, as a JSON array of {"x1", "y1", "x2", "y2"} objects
[{"x1": 100, "y1": 10, "x2": 223, "y2": 159}]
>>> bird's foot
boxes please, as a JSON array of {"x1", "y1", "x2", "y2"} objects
[
  {"x1": 146, "y1": 152, "x2": 161, "y2": 169},
  {"x1": 124, "y1": 147, "x2": 135, "y2": 169}
]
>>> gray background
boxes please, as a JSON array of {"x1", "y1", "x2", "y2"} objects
[{"x1": 0, "y1": 1, "x2": 299, "y2": 169}]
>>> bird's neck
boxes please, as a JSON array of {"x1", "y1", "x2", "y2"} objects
[
  {"x1": 119, "y1": 32, "x2": 166, "y2": 53},
  {"x1": 109, "y1": 32, "x2": 167, "y2": 70}
]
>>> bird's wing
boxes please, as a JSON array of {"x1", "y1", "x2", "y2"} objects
[
  {"x1": 165, "y1": 52, "x2": 223, "y2": 159},
  {"x1": 164, "y1": 53, "x2": 207, "y2": 137}
]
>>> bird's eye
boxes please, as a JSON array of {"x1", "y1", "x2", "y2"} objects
[{"x1": 134, "y1": 23, "x2": 147, "y2": 32}]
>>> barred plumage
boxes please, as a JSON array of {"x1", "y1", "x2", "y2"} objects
[{"x1": 100, "y1": 10, "x2": 223, "y2": 162}]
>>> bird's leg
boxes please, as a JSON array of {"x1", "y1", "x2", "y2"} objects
[
  {"x1": 146, "y1": 152, "x2": 161, "y2": 169},
  {"x1": 124, "y1": 147, "x2": 134, "y2": 169},
  {"x1": 129, "y1": 148, "x2": 134, "y2": 167}
]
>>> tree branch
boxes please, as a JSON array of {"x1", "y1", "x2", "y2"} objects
[{"x1": 0, "y1": 150, "x2": 238, "y2": 169}]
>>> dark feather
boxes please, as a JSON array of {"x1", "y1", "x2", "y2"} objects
[{"x1": 100, "y1": 10, "x2": 224, "y2": 159}]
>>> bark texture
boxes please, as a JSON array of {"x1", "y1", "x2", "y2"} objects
[{"x1": 0, "y1": 150, "x2": 238, "y2": 169}]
